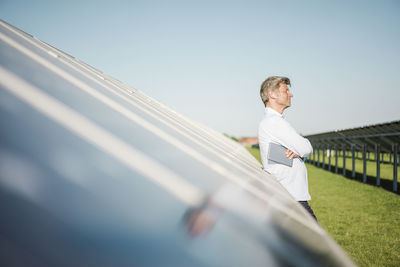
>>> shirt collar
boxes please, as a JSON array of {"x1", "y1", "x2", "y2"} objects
[{"x1": 265, "y1": 107, "x2": 284, "y2": 118}]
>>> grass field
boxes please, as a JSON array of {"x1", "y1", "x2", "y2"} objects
[{"x1": 246, "y1": 147, "x2": 400, "y2": 267}]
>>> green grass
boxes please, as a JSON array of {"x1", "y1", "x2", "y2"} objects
[
  {"x1": 246, "y1": 147, "x2": 400, "y2": 266},
  {"x1": 308, "y1": 164, "x2": 400, "y2": 266},
  {"x1": 247, "y1": 147, "x2": 262, "y2": 162}
]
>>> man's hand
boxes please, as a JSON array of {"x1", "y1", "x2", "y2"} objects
[{"x1": 286, "y1": 149, "x2": 300, "y2": 159}]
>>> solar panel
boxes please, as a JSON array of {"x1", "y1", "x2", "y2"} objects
[
  {"x1": 306, "y1": 121, "x2": 400, "y2": 153},
  {"x1": 0, "y1": 20, "x2": 355, "y2": 266}
]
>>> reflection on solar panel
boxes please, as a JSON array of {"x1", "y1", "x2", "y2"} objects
[
  {"x1": 0, "y1": 20, "x2": 355, "y2": 266},
  {"x1": 305, "y1": 121, "x2": 400, "y2": 192}
]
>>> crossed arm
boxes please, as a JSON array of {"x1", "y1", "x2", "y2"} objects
[{"x1": 265, "y1": 118, "x2": 313, "y2": 159}]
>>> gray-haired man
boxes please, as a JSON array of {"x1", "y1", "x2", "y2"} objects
[{"x1": 258, "y1": 76, "x2": 317, "y2": 220}]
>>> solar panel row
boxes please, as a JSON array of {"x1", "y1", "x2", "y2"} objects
[
  {"x1": 305, "y1": 121, "x2": 400, "y2": 192},
  {"x1": 305, "y1": 120, "x2": 400, "y2": 153}
]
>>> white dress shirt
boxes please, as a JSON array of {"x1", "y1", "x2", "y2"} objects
[{"x1": 258, "y1": 107, "x2": 313, "y2": 201}]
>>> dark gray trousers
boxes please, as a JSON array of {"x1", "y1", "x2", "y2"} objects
[{"x1": 298, "y1": 201, "x2": 318, "y2": 221}]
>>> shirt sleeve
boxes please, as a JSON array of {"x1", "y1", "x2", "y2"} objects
[{"x1": 268, "y1": 118, "x2": 313, "y2": 157}]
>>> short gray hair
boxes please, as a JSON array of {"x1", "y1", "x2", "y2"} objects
[{"x1": 260, "y1": 76, "x2": 291, "y2": 106}]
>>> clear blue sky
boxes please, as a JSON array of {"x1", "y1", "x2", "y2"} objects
[{"x1": 1, "y1": 0, "x2": 399, "y2": 137}]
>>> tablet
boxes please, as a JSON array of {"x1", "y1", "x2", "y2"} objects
[{"x1": 267, "y1": 143, "x2": 293, "y2": 167}]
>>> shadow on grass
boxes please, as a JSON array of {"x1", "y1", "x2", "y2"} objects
[{"x1": 307, "y1": 161, "x2": 399, "y2": 196}]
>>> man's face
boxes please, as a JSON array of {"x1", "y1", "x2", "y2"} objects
[{"x1": 276, "y1": 83, "x2": 293, "y2": 109}]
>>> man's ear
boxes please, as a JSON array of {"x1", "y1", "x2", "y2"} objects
[{"x1": 269, "y1": 90, "x2": 277, "y2": 100}]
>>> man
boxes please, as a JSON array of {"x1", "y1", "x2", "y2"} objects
[{"x1": 258, "y1": 76, "x2": 317, "y2": 220}]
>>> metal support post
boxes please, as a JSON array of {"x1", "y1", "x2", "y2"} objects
[
  {"x1": 335, "y1": 145, "x2": 338, "y2": 173},
  {"x1": 393, "y1": 144, "x2": 398, "y2": 192},
  {"x1": 328, "y1": 145, "x2": 332, "y2": 171},
  {"x1": 362, "y1": 144, "x2": 367, "y2": 183},
  {"x1": 343, "y1": 145, "x2": 346, "y2": 176},
  {"x1": 322, "y1": 145, "x2": 326, "y2": 169},
  {"x1": 376, "y1": 144, "x2": 380, "y2": 186},
  {"x1": 352, "y1": 144, "x2": 356, "y2": 179},
  {"x1": 317, "y1": 147, "x2": 320, "y2": 168}
]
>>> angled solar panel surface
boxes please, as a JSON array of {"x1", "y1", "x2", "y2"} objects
[{"x1": 0, "y1": 20, "x2": 355, "y2": 266}]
